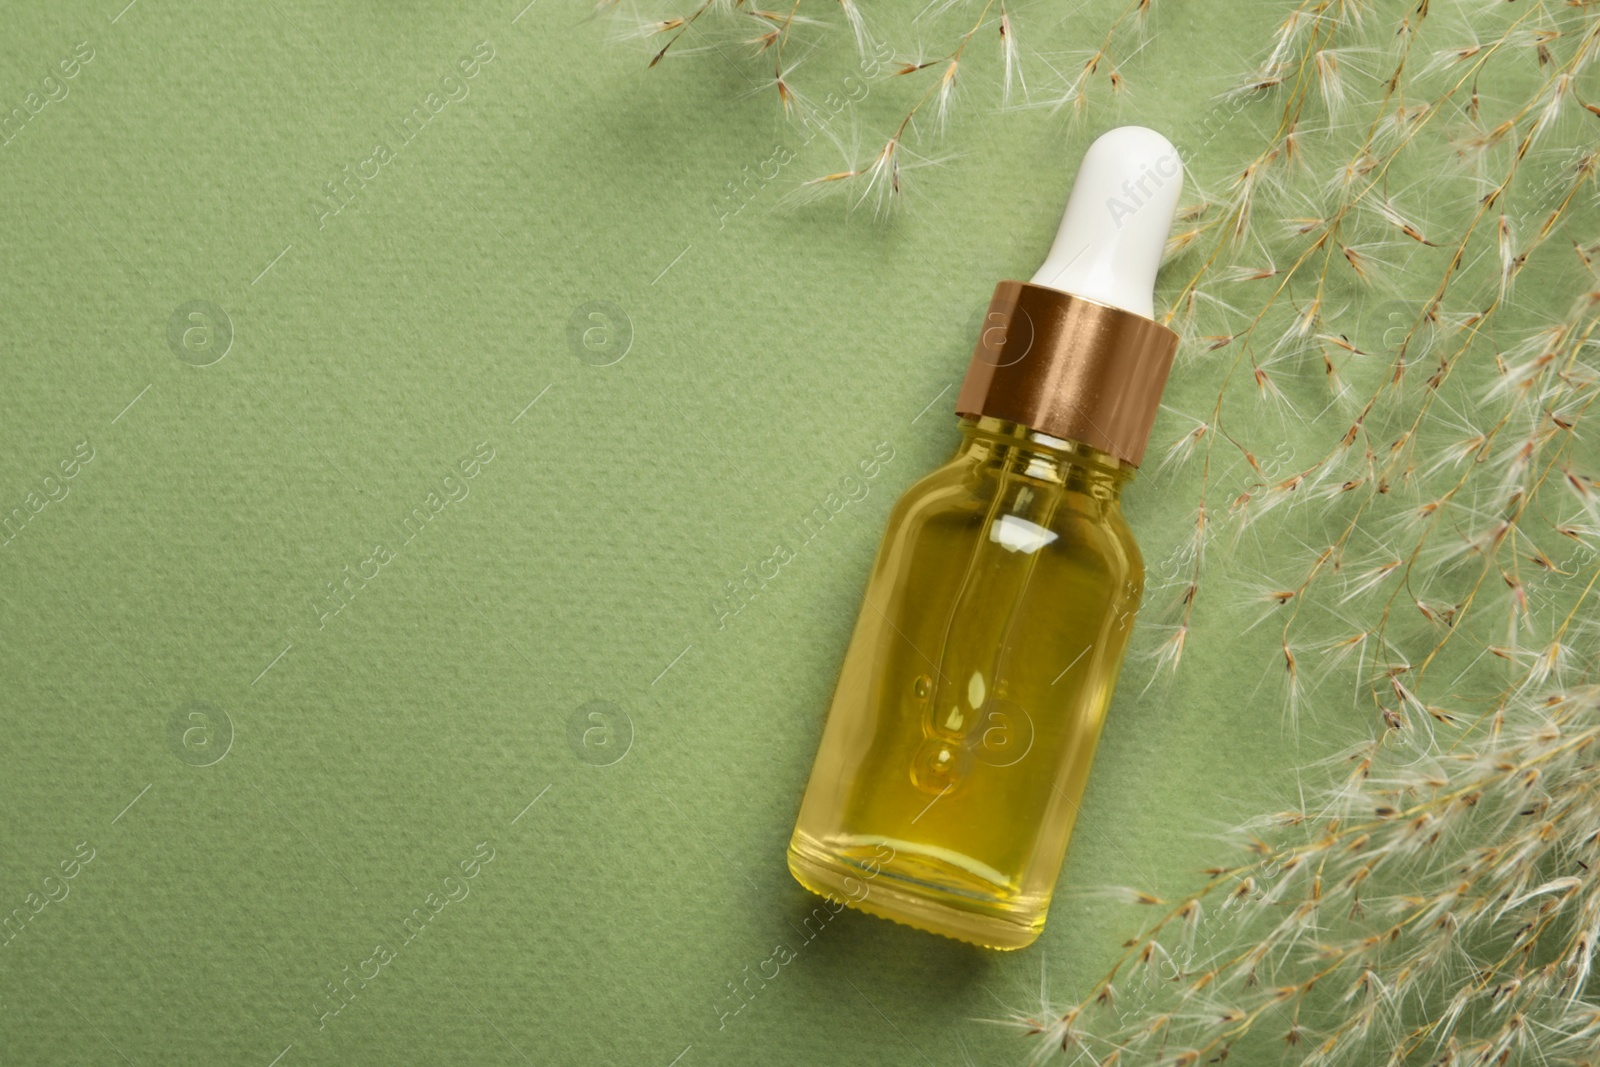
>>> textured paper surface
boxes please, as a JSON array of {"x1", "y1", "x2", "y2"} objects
[{"x1": 1, "y1": 2, "x2": 1354, "y2": 1063}]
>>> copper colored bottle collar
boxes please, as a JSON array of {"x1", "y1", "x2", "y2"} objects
[{"x1": 956, "y1": 282, "x2": 1178, "y2": 468}]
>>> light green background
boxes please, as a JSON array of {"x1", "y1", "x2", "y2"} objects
[{"x1": 1, "y1": 2, "x2": 1323, "y2": 1064}]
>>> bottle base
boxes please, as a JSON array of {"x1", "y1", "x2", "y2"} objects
[{"x1": 786, "y1": 835, "x2": 1045, "y2": 951}]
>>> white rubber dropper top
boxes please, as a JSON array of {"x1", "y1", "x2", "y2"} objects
[{"x1": 1028, "y1": 126, "x2": 1183, "y2": 320}]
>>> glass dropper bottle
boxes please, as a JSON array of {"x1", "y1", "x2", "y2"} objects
[{"x1": 788, "y1": 126, "x2": 1185, "y2": 950}]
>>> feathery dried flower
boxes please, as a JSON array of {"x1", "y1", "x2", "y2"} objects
[{"x1": 1008, "y1": 3, "x2": 1600, "y2": 1063}]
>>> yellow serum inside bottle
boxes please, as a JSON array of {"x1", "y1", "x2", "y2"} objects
[{"x1": 788, "y1": 126, "x2": 1186, "y2": 949}]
